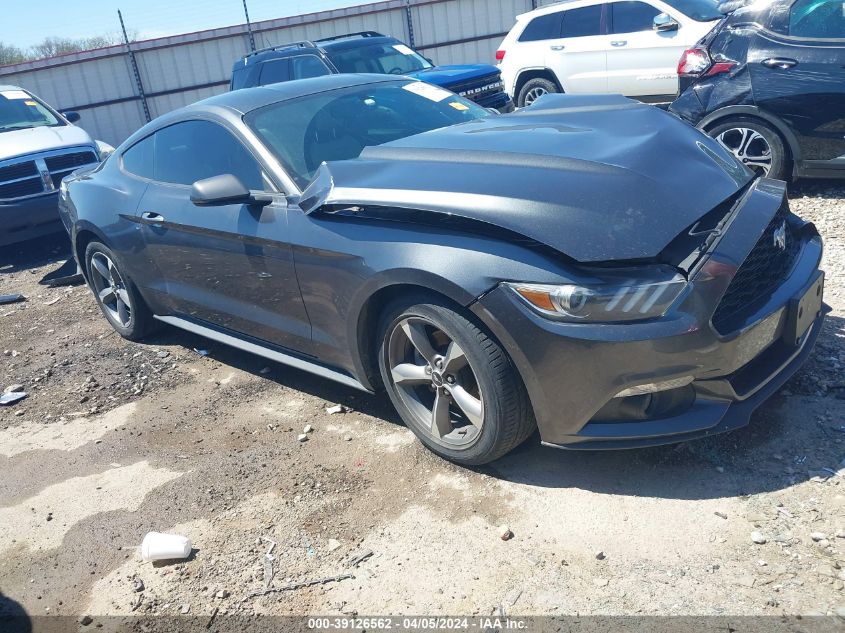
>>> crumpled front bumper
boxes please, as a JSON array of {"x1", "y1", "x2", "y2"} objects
[{"x1": 470, "y1": 179, "x2": 825, "y2": 449}]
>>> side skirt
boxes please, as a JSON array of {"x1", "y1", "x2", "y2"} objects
[{"x1": 153, "y1": 315, "x2": 371, "y2": 393}]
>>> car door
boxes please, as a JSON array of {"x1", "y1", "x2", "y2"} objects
[
  {"x1": 544, "y1": 3, "x2": 609, "y2": 93},
  {"x1": 134, "y1": 119, "x2": 313, "y2": 352},
  {"x1": 751, "y1": 0, "x2": 845, "y2": 168},
  {"x1": 604, "y1": 0, "x2": 682, "y2": 97}
]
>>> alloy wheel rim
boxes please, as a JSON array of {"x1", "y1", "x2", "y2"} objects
[
  {"x1": 524, "y1": 86, "x2": 548, "y2": 106},
  {"x1": 90, "y1": 252, "x2": 133, "y2": 328},
  {"x1": 387, "y1": 316, "x2": 484, "y2": 449},
  {"x1": 715, "y1": 127, "x2": 773, "y2": 176}
]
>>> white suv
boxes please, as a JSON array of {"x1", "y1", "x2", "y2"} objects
[{"x1": 497, "y1": 0, "x2": 722, "y2": 107}]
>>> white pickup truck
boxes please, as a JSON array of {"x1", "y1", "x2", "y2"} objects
[{"x1": 0, "y1": 85, "x2": 110, "y2": 247}]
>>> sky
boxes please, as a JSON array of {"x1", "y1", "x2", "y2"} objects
[{"x1": 3, "y1": 0, "x2": 373, "y2": 49}]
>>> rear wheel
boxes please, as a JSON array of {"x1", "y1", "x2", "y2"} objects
[
  {"x1": 707, "y1": 118, "x2": 788, "y2": 180},
  {"x1": 85, "y1": 241, "x2": 153, "y2": 341},
  {"x1": 378, "y1": 296, "x2": 535, "y2": 465},
  {"x1": 517, "y1": 77, "x2": 558, "y2": 108}
]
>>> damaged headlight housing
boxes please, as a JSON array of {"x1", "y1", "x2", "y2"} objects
[{"x1": 504, "y1": 266, "x2": 688, "y2": 323}]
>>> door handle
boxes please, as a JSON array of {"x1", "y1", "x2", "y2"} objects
[
  {"x1": 761, "y1": 57, "x2": 797, "y2": 69},
  {"x1": 550, "y1": 45, "x2": 565, "y2": 51},
  {"x1": 611, "y1": 40, "x2": 627, "y2": 47},
  {"x1": 141, "y1": 211, "x2": 165, "y2": 223}
]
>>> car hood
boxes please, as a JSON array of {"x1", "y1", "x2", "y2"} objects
[
  {"x1": 299, "y1": 94, "x2": 752, "y2": 263},
  {"x1": 0, "y1": 124, "x2": 95, "y2": 162},
  {"x1": 408, "y1": 64, "x2": 500, "y2": 86}
]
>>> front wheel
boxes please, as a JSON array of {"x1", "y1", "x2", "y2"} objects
[
  {"x1": 378, "y1": 297, "x2": 535, "y2": 465},
  {"x1": 707, "y1": 118, "x2": 788, "y2": 180}
]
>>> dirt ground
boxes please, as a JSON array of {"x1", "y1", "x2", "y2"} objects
[{"x1": 1, "y1": 181, "x2": 845, "y2": 627}]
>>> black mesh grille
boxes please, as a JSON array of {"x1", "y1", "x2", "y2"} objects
[
  {"x1": 711, "y1": 205, "x2": 801, "y2": 333},
  {"x1": 45, "y1": 151, "x2": 97, "y2": 173},
  {"x1": 0, "y1": 177, "x2": 43, "y2": 199},
  {"x1": 0, "y1": 160, "x2": 37, "y2": 182}
]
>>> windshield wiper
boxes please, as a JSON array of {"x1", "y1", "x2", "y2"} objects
[{"x1": 0, "y1": 124, "x2": 38, "y2": 132}]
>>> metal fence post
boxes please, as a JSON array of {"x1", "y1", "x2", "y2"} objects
[
  {"x1": 118, "y1": 10, "x2": 151, "y2": 123},
  {"x1": 405, "y1": 0, "x2": 416, "y2": 48},
  {"x1": 243, "y1": 0, "x2": 257, "y2": 52}
]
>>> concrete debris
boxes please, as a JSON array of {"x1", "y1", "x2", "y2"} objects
[
  {"x1": 751, "y1": 531, "x2": 767, "y2": 545},
  {"x1": 326, "y1": 404, "x2": 349, "y2": 415}
]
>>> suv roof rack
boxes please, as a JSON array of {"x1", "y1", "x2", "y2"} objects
[
  {"x1": 315, "y1": 31, "x2": 386, "y2": 43},
  {"x1": 243, "y1": 40, "x2": 317, "y2": 60}
]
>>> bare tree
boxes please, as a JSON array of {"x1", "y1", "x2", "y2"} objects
[{"x1": 0, "y1": 42, "x2": 27, "y2": 66}]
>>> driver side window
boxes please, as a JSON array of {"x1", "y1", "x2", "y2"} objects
[{"x1": 151, "y1": 120, "x2": 268, "y2": 190}]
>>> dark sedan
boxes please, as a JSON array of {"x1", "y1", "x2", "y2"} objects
[{"x1": 59, "y1": 74, "x2": 825, "y2": 465}]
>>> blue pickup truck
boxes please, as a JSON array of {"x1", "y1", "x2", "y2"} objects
[{"x1": 230, "y1": 31, "x2": 514, "y2": 113}]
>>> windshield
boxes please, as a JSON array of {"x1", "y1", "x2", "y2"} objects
[
  {"x1": 663, "y1": 0, "x2": 723, "y2": 20},
  {"x1": 0, "y1": 89, "x2": 61, "y2": 132},
  {"x1": 246, "y1": 80, "x2": 490, "y2": 190},
  {"x1": 326, "y1": 42, "x2": 434, "y2": 75}
]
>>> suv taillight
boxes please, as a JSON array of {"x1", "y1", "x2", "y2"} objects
[
  {"x1": 677, "y1": 48, "x2": 711, "y2": 75},
  {"x1": 495, "y1": 49, "x2": 506, "y2": 61}
]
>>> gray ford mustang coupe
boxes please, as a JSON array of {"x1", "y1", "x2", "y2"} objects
[{"x1": 59, "y1": 74, "x2": 825, "y2": 465}]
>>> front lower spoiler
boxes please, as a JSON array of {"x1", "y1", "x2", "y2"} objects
[{"x1": 543, "y1": 308, "x2": 826, "y2": 450}]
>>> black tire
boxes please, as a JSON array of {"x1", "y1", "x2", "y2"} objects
[
  {"x1": 517, "y1": 77, "x2": 559, "y2": 108},
  {"x1": 707, "y1": 118, "x2": 788, "y2": 181},
  {"x1": 84, "y1": 241, "x2": 154, "y2": 341},
  {"x1": 377, "y1": 295, "x2": 535, "y2": 466}
]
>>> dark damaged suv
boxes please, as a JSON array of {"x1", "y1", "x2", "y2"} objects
[
  {"x1": 231, "y1": 32, "x2": 514, "y2": 113},
  {"x1": 670, "y1": 0, "x2": 845, "y2": 181},
  {"x1": 60, "y1": 75, "x2": 825, "y2": 465}
]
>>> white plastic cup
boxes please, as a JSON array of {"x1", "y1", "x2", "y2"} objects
[{"x1": 140, "y1": 532, "x2": 192, "y2": 562}]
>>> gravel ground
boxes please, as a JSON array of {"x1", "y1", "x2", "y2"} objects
[{"x1": 0, "y1": 180, "x2": 844, "y2": 627}]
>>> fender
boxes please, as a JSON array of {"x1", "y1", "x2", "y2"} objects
[
  {"x1": 345, "y1": 268, "x2": 487, "y2": 391},
  {"x1": 696, "y1": 104, "x2": 803, "y2": 168},
  {"x1": 513, "y1": 66, "x2": 564, "y2": 94}
]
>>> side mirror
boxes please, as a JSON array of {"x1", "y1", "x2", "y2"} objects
[
  {"x1": 62, "y1": 111, "x2": 81, "y2": 123},
  {"x1": 190, "y1": 174, "x2": 272, "y2": 207},
  {"x1": 653, "y1": 13, "x2": 680, "y2": 31}
]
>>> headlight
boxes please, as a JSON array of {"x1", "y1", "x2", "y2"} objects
[
  {"x1": 504, "y1": 267, "x2": 687, "y2": 323},
  {"x1": 95, "y1": 140, "x2": 115, "y2": 161}
]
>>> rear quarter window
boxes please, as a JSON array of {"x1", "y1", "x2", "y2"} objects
[{"x1": 121, "y1": 134, "x2": 155, "y2": 180}]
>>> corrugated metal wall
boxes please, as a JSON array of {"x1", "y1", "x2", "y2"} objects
[{"x1": 0, "y1": 0, "x2": 548, "y2": 146}]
